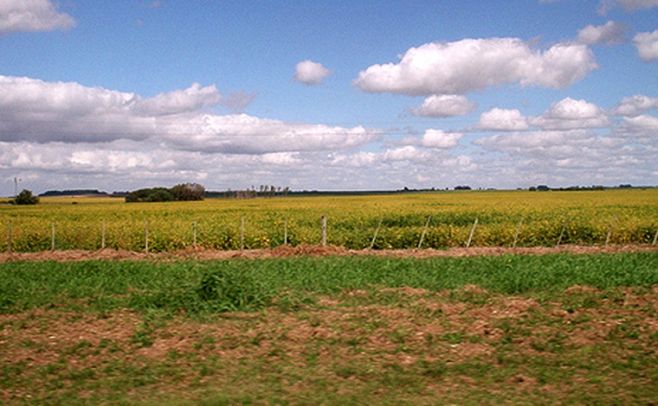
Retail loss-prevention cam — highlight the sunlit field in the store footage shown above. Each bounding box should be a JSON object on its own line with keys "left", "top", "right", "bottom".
{"left": 1, "top": 189, "right": 657, "bottom": 252}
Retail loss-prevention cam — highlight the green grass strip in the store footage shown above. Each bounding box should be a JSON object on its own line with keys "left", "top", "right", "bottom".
{"left": 1, "top": 253, "right": 657, "bottom": 314}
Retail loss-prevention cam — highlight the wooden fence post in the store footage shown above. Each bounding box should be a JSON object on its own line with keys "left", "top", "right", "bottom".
{"left": 284, "top": 219, "right": 288, "bottom": 245}
{"left": 512, "top": 219, "right": 523, "bottom": 248}
{"left": 240, "top": 216, "right": 245, "bottom": 250}
{"left": 556, "top": 222, "right": 566, "bottom": 247}
{"left": 418, "top": 216, "right": 432, "bottom": 249}
{"left": 101, "top": 220, "right": 106, "bottom": 250}
{"left": 605, "top": 226, "right": 612, "bottom": 247}
{"left": 466, "top": 218, "right": 478, "bottom": 248}
{"left": 321, "top": 215, "right": 327, "bottom": 247}
{"left": 7, "top": 221, "right": 12, "bottom": 253}
{"left": 144, "top": 221, "right": 149, "bottom": 253}
{"left": 192, "top": 221, "right": 197, "bottom": 248}
{"left": 652, "top": 229, "right": 658, "bottom": 246}
{"left": 370, "top": 219, "right": 383, "bottom": 250}
{"left": 51, "top": 223, "right": 56, "bottom": 251}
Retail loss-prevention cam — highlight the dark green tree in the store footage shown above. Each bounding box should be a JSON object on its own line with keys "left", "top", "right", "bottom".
{"left": 13, "top": 189, "right": 39, "bottom": 205}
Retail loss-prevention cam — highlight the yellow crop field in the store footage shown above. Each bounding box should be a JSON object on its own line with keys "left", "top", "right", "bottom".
{"left": 1, "top": 189, "right": 657, "bottom": 252}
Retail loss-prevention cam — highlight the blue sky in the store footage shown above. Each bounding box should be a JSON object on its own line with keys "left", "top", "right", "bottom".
{"left": 0, "top": 0, "right": 657, "bottom": 194}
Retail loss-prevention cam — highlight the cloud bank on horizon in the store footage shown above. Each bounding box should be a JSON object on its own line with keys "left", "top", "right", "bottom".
{"left": 0, "top": 0, "right": 656, "bottom": 194}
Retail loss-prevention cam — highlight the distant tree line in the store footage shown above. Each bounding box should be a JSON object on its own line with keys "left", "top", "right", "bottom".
{"left": 125, "top": 183, "right": 205, "bottom": 203}
{"left": 40, "top": 189, "right": 108, "bottom": 197}
{"left": 206, "top": 185, "right": 291, "bottom": 199}
{"left": 528, "top": 185, "right": 636, "bottom": 192}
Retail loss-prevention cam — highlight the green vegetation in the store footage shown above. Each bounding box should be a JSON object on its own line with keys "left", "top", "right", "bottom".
{"left": 1, "top": 253, "right": 657, "bottom": 314}
{"left": 125, "top": 183, "right": 205, "bottom": 203}
{"left": 12, "top": 189, "right": 39, "bottom": 205}
{"left": 0, "top": 189, "right": 657, "bottom": 251}
{"left": 1, "top": 253, "right": 657, "bottom": 404}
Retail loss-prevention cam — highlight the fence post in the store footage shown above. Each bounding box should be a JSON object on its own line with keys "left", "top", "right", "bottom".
{"left": 512, "top": 219, "right": 523, "bottom": 248}
{"left": 192, "top": 221, "right": 197, "bottom": 248}
{"left": 144, "top": 221, "right": 149, "bottom": 253}
{"left": 101, "top": 220, "right": 106, "bottom": 250}
{"left": 284, "top": 219, "right": 288, "bottom": 245}
{"left": 7, "top": 221, "right": 12, "bottom": 253}
{"left": 605, "top": 226, "right": 612, "bottom": 247}
{"left": 240, "top": 216, "right": 245, "bottom": 250}
{"left": 556, "top": 222, "right": 566, "bottom": 247}
{"left": 466, "top": 218, "right": 478, "bottom": 248}
{"left": 321, "top": 215, "right": 327, "bottom": 246}
{"left": 370, "top": 219, "right": 383, "bottom": 250}
{"left": 418, "top": 216, "right": 432, "bottom": 249}
{"left": 652, "top": 229, "right": 658, "bottom": 246}
{"left": 51, "top": 223, "right": 56, "bottom": 251}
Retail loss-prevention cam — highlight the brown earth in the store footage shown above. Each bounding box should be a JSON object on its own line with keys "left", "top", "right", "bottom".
{"left": 2, "top": 286, "right": 657, "bottom": 403}
{"left": 0, "top": 243, "right": 656, "bottom": 263}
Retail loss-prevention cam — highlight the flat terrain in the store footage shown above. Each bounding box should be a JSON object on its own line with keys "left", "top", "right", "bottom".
{"left": 1, "top": 189, "right": 657, "bottom": 251}
{"left": 1, "top": 253, "right": 657, "bottom": 404}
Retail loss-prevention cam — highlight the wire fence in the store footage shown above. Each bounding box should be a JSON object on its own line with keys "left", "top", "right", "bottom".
{"left": 3, "top": 215, "right": 658, "bottom": 253}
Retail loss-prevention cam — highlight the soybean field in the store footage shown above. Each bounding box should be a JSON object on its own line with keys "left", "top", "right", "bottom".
{"left": 1, "top": 189, "right": 657, "bottom": 252}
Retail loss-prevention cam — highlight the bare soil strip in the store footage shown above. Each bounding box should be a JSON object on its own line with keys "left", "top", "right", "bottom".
{"left": 0, "top": 244, "right": 656, "bottom": 263}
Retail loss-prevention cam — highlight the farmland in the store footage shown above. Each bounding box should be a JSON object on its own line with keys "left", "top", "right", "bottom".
{"left": 1, "top": 188, "right": 657, "bottom": 252}
{"left": 1, "top": 190, "right": 657, "bottom": 403}
{"left": 1, "top": 253, "right": 658, "bottom": 404}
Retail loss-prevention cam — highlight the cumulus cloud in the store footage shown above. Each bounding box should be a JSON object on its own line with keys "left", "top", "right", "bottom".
{"left": 634, "top": 30, "right": 658, "bottom": 61}
{"left": 0, "top": 0, "right": 75, "bottom": 34}
{"left": 478, "top": 108, "right": 529, "bottom": 131}
{"left": 134, "top": 83, "right": 220, "bottom": 116}
{"left": 354, "top": 38, "right": 597, "bottom": 95}
{"left": 475, "top": 126, "right": 655, "bottom": 187}
{"left": 0, "top": 75, "right": 377, "bottom": 153}
{"left": 621, "top": 114, "right": 658, "bottom": 133}
{"left": 476, "top": 130, "right": 599, "bottom": 152}
{"left": 411, "top": 95, "right": 476, "bottom": 117}
{"left": 577, "top": 21, "right": 625, "bottom": 45}
{"left": 162, "top": 113, "right": 377, "bottom": 154}
{"left": 613, "top": 95, "right": 658, "bottom": 116}
{"left": 294, "top": 60, "right": 331, "bottom": 85}
{"left": 598, "top": 0, "right": 658, "bottom": 14}
{"left": 420, "top": 129, "right": 463, "bottom": 149}
{"left": 531, "top": 97, "right": 609, "bottom": 129}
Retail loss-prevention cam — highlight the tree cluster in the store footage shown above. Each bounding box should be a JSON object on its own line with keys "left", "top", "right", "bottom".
{"left": 125, "top": 183, "right": 205, "bottom": 203}
{"left": 12, "top": 189, "right": 39, "bottom": 205}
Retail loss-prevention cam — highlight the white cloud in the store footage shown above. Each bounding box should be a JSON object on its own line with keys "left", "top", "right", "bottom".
{"left": 599, "top": 0, "right": 658, "bottom": 13}
{"left": 354, "top": 38, "right": 597, "bottom": 95}
{"left": 0, "top": 0, "right": 75, "bottom": 34}
{"left": 0, "top": 75, "right": 377, "bottom": 153}
{"left": 634, "top": 30, "right": 658, "bottom": 61}
{"left": 577, "top": 21, "right": 625, "bottom": 45}
{"left": 478, "top": 108, "right": 529, "bottom": 131}
{"left": 294, "top": 60, "right": 331, "bottom": 85}
{"left": 420, "top": 129, "right": 463, "bottom": 149}
{"left": 164, "top": 113, "right": 377, "bottom": 154}
{"left": 531, "top": 97, "right": 609, "bottom": 129}
{"left": 622, "top": 114, "right": 658, "bottom": 132}
{"left": 475, "top": 127, "right": 655, "bottom": 187}
{"left": 613, "top": 95, "right": 658, "bottom": 116}
{"left": 383, "top": 146, "right": 430, "bottom": 162}
{"left": 134, "top": 83, "right": 220, "bottom": 116}
{"left": 411, "top": 95, "right": 476, "bottom": 117}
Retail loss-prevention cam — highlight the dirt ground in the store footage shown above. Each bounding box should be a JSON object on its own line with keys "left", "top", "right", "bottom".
{"left": 2, "top": 285, "right": 657, "bottom": 403}
{"left": 0, "top": 243, "right": 656, "bottom": 263}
